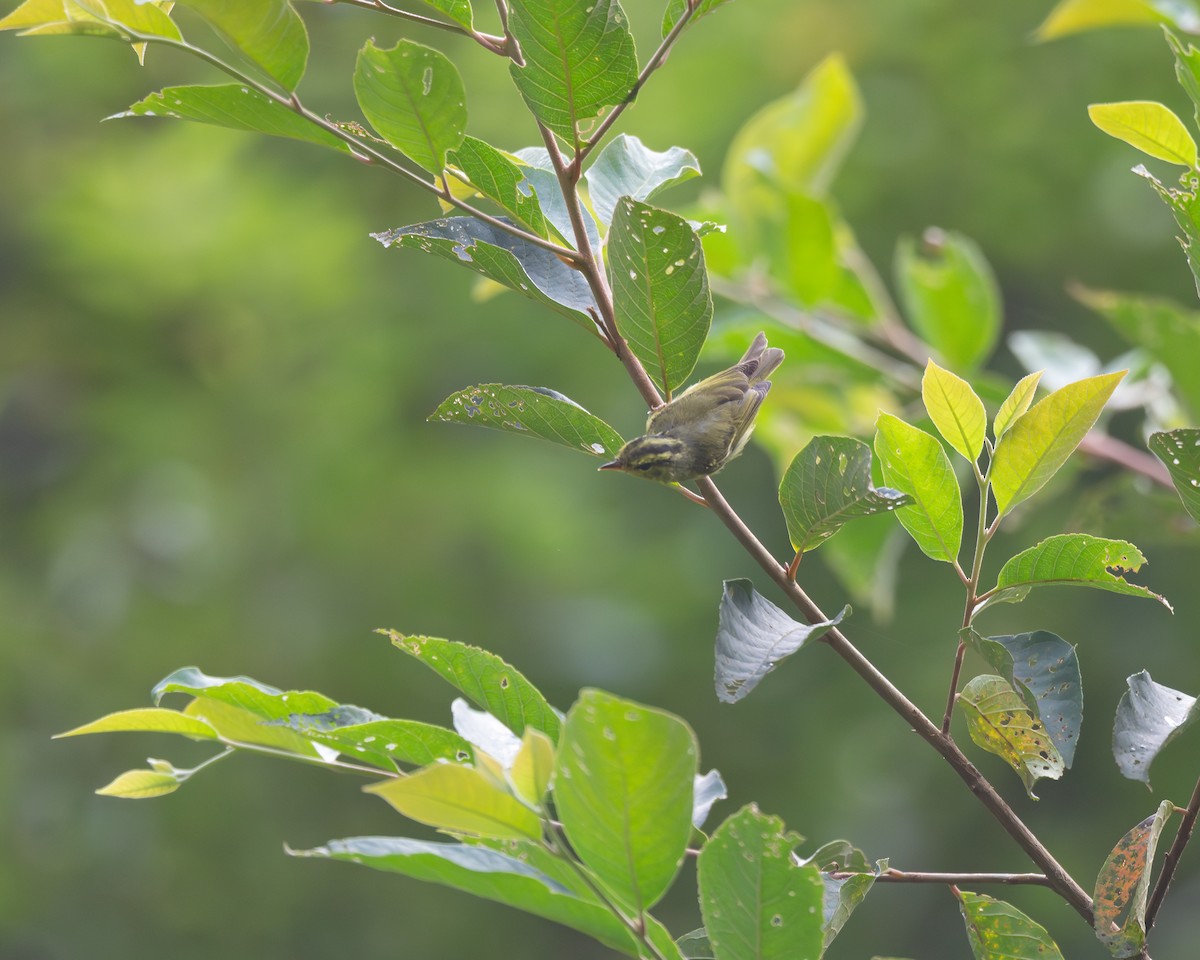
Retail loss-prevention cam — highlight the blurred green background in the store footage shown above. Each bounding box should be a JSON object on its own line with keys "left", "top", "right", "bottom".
{"left": 2, "top": 1, "right": 1199, "bottom": 957}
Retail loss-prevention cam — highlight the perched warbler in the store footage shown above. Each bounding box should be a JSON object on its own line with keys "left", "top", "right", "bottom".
{"left": 600, "top": 332, "right": 784, "bottom": 484}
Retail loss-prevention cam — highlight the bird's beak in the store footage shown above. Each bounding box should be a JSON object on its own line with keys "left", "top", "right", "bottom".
{"left": 598, "top": 460, "right": 621, "bottom": 471}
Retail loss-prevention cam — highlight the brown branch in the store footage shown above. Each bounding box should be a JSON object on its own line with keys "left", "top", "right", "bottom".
{"left": 1146, "top": 775, "right": 1200, "bottom": 931}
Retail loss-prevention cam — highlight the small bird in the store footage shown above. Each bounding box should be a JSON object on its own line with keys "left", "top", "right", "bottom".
{"left": 600, "top": 332, "right": 784, "bottom": 484}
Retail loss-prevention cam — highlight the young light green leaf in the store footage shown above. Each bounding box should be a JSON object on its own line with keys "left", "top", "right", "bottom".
{"left": 1093, "top": 801, "right": 1176, "bottom": 957}
{"left": 1113, "top": 671, "right": 1199, "bottom": 786}
{"left": 993, "top": 371, "right": 1043, "bottom": 440}
{"left": 990, "top": 371, "right": 1125, "bottom": 515}
{"left": 508, "top": 727, "right": 555, "bottom": 807}
{"left": 715, "top": 579, "right": 848, "bottom": 704}
{"left": 385, "top": 633, "right": 561, "bottom": 740}
{"left": 957, "top": 675, "right": 1064, "bottom": 799}
{"left": 895, "top": 230, "right": 1000, "bottom": 371}
{"left": 372, "top": 217, "right": 599, "bottom": 333}
{"left": 554, "top": 689, "right": 697, "bottom": 915}
{"left": 922, "top": 359, "right": 987, "bottom": 461}
{"left": 983, "top": 534, "right": 1169, "bottom": 611}
{"left": 874, "top": 413, "right": 963, "bottom": 564}
{"left": 1168, "top": 29, "right": 1200, "bottom": 129}
{"left": 448, "top": 137, "right": 551, "bottom": 238}
{"left": 607, "top": 197, "right": 712, "bottom": 395}
{"left": 54, "top": 707, "right": 217, "bottom": 741}
{"left": 1077, "top": 287, "right": 1200, "bottom": 418}
{"left": 1034, "top": 0, "right": 1198, "bottom": 41}
{"left": 779, "top": 435, "right": 911, "bottom": 555}
{"left": 584, "top": 135, "right": 701, "bottom": 227}
{"left": 96, "top": 768, "right": 182, "bottom": 799}
{"left": 183, "top": 696, "right": 322, "bottom": 756}
{"left": 354, "top": 39, "right": 466, "bottom": 174}
{"left": 724, "top": 53, "right": 862, "bottom": 204}
{"left": 506, "top": 0, "right": 638, "bottom": 145}
{"left": 66, "top": 0, "right": 180, "bottom": 41}
{"left": 962, "top": 629, "right": 1082, "bottom": 768}
{"left": 698, "top": 805, "right": 826, "bottom": 960}
{"left": 292, "top": 836, "right": 682, "bottom": 959}
{"left": 428, "top": 384, "right": 624, "bottom": 459}
{"left": 1149, "top": 428, "right": 1200, "bottom": 521}
{"left": 113, "top": 85, "right": 352, "bottom": 153}
{"left": 661, "top": 0, "right": 736, "bottom": 36}
{"left": 152, "top": 666, "right": 338, "bottom": 715}
{"left": 957, "top": 890, "right": 1065, "bottom": 960}
{"left": 365, "top": 763, "right": 542, "bottom": 840}
{"left": 1089, "top": 100, "right": 1198, "bottom": 167}
{"left": 175, "top": 0, "right": 309, "bottom": 92}
{"left": 1132, "top": 164, "right": 1200, "bottom": 298}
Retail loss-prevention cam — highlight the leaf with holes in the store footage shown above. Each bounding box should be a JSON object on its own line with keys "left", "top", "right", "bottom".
{"left": 506, "top": 0, "right": 637, "bottom": 145}
{"left": 584, "top": 134, "right": 701, "bottom": 227}
{"left": 715, "top": 579, "right": 848, "bottom": 704}
{"left": 962, "top": 629, "right": 1082, "bottom": 768}
{"left": 1113, "top": 671, "right": 1199, "bottom": 786}
{"left": 957, "top": 675, "right": 1064, "bottom": 799}
{"left": 354, "top": 39, "right": 466, "bottom": 174}
{"left": 554, "top": 689, "right": 696, "bottom": 916}
{"left": 698, "top": 805, "right": 826, "bottom": 960}
{"left": 607, "top": 197, "right": 711, "bottom": 396}
{"left": 779, "top": 435, "right": 911, "bottom": 555}
{"left": 922, "top": 360, "right": 986, "bottom": 460}
{"left": 373, "top": 217, "right": 599, "bottom": 332}
{"left": 286, "top": 713, "right": 475, "bottom": 770}
{"left": 874, "top": 413, "right": 963, "bottom": 564}
{"left": 385, "top": 633, "right": 561, "bottom": 740}
{"left": 957, "top": 890, "right": 1065, "bottom": 960}
{"left": 428, "top": 384, "right": 623, "bottom": 459}
{"left": 1149, "top": 428, "right": 1200, "bottom": 522}
{"left": 990, "top": 371, "right": 1125, "bottom": 515}
{"left": 981, "top": 534, "right": 1169, "bottom": 612}
{"left": 1093, "top": 800, "right": 1175, "bottom": 957}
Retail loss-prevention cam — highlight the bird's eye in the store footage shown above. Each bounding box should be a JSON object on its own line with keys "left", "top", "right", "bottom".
{"left": 633, "top": 460, "right": 653, "bottom": 471}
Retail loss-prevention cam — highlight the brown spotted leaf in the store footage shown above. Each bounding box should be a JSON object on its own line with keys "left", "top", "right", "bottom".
{"left": 1093, "top": 800, "right": 1175, "bottom": 957}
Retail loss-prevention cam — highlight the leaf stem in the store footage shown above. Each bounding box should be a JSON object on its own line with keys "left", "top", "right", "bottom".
{"left": 829, "top": 868, "right": 1054, "bottom": 886}
{"left": 331, "top": 0, "right": 510, "bottom": 53}
{"left": 577, "top": 1, "right": 697, "bottom": 165}
{"left": 1145, "top": 771, "right": 1200, "bottom": 931}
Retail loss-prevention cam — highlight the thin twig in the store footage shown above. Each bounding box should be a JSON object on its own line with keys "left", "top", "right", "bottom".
{"left": 576, "top": 1, "right": 697, "bottom": 164}
{"left": 1145, "top": 775, "right": 1200, "bottom": 930}
{"left": 829, "top": 868, "right": 1054, "bottom": 887}
{"left": 330, "top": 0, "right": 510, "bottom": 53}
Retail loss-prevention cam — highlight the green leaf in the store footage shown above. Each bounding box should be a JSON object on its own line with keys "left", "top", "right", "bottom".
{"left": 1168, "top": 29, "right": 1200, "bottom": 129}
{"left": 895, "top": 231, "right": 1000, "bottom": 370}
{"left": 511, "top": 147, "right": 602, "bottom": 253}
{"left": 1132, "top": 164, "right": 1200, "bottom": 298}
{"left": 779, "top": 436, "right": 910, "bottom": 555}
{"left": 983, "top": 534, "right": 1169, "bottom": 610}
{"left": 992, "top": 371, "right": 1043, "bottom": 440}
{"left": 698, "top": 805, "right": 826, "bottom": 960}
{"left": 65, "top": 0, "right": 180, "bottom": 39}
{"left": 1034, "top": 0, "right": 1199, "bottom": 40}
{"left": 957, "top": 890, "right": 1065, "bottom": 960}
{"left": 584, "top": 134, "right": 701, "bottom": 227}
{"left": 96, "top": 768, "right": 182, "bottom": 799}
{"left": 803, "top": 841, "right": 881, "bottom": 950}
{"left": 990, "top": 371, "right": 1125, "bottom": 515}
{"left": 765, "top": 193, "right": 840, "bottom": 306}
{"left": 957, "top": 675, "right": 1064, "bottom": 799}
{"left": 554, "top": 689, "right": 697, "bottom": 915}
{"left": 1093, "top": 801, "right": 1175, "bottom": 957}
{"left": 175, "top": 0, "right": 309, "bottom": 92}
{"left": 183, "top": 696, "right": 321, "bottom": 755}
{"left": 112, "top": 85, "right": 352, "bottom": 153}
{"left": 365, "top": 763, "right": 543, "bottom": 840}
{"left": 415, "top": 0, "right": 472, "bottom": 29}
{"left": 921, "top": 360, "right": 987, "bottom": 461}
{"left": 354, "top": 39, "right": 466, "bottom": 174}
{"left": 873, "top": 413, "right": 963, "bottom": 564}
{"left": 448, "top": 137, "right": 551, "bottom": 238}
{"left": 54, "top": 707, "right": 217, "bottom": 740}
{"left": 715, "top": 579, "right": 848, "bottom": 704}
{"left": 286, "top": 714, "right": 475, "bottom": 770}
{"left": 661, "top": 0, "right": 736, "bottom": 35}
{"left": 1113, "top": 671, "right": 1199, "bottom": 786}
{"left": 677, "top": 929, "right": 715, "bottom": 959}
{"left": 428, "top": 384, "right": 624, "bottom": 459}
{"left": 386, "top": 633, "right": 561, "bottom": 740}
{"left": 962, "top": 629, "right": 1083, "bottom": 768}
{"left": 372, "top": 217, "right": 599, "bottom": 333}
{"left": 1149, "top": 428, "right": 1200, "bottom": 521}
{"left": 507, "top": 0, "right": 638, "bottom": 145}
{"left": 607, "top": 197, "right": 712, "bottom": 395}
{"left": 509, "top": 727, "right": 555, "bottom": 806}
{"left": 293, "top": 836, "right": 683, "bottom": 959}
{"left": 1089, "top": 100, "right": 1198, "bottom": 166}
{"left": 1077, "top": 287, "right": 1200, "bottom": 418}
{"left": 724, "top": 53, "right": 862, "bottom": 204}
